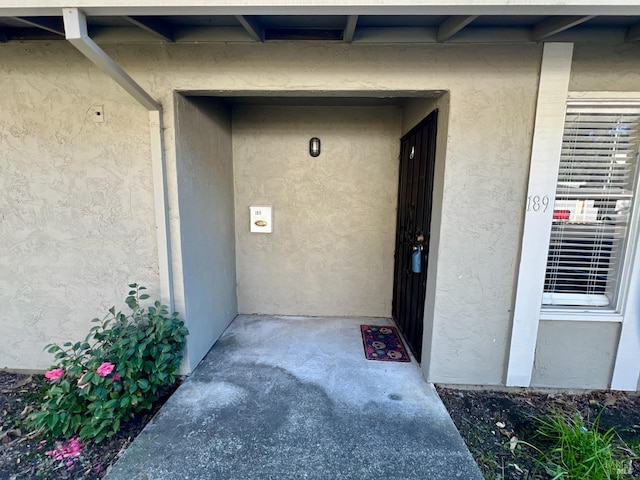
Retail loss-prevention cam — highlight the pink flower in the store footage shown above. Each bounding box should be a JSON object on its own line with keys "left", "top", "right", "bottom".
{"left": 96, "top": 362, "right": 115, "bottom": 377}
{"left": 45, "top": 438, "right": 83, "bottom": 462}
{"left": 44, "top": 368, "right": 64, "bottom": 380}
{"left": 65, "top": 438, "right": 83, "bottom": 457}
{"left": 112, "top": 373, "right": 121, "bottom": 381}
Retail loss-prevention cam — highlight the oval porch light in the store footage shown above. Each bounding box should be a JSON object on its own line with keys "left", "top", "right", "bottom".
{"left": 309, "top": 137, "right": 321, "bottom": 157}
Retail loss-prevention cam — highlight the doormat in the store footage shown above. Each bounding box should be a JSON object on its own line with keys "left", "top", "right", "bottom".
{"left": 360, "top": 325, "right": 411, "bottom": 362}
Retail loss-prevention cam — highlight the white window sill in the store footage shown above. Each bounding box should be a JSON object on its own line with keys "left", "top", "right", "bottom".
{"left": 542, "top": 292, "right": 611, "bottom": 307}
{"left": 539, "top": 309, "right": 623, "bottom": 323}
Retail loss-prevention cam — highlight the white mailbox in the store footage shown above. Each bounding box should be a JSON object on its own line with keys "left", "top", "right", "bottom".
{"left": 250, "top": 205, "right": 273, "bottom": 233}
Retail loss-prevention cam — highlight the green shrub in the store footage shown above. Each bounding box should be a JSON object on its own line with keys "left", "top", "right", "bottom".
{"left": 536, "top": 410, "right": 628, "bottom": 480}
{"left": 28, "top": 284, "right": 188, "bottom": 443}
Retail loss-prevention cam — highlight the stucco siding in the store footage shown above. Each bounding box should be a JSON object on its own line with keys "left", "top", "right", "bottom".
{"left": 4, "top": 39, "right": 636, "bottom": 388}
{"left": 115, "top": 42, "right": 539, "bottom": 385}
{"left": 1, "top": 41, "right": 543, "bottom": 382}
{"left": 174, "top": 95, "right": 238, "bottom": 370}
{"left": 401, "top": 97, "right": 443, "bottom": 137}
{"left": 531, "top": 321, "right": 620, "bottom": 389}
{"left": 426, "top": 48, "right": 541, "bottom": 385}
{"left": 233, "top": 106, "right": 401, "bottom": 317}
{"left": 570, "top": 44, "right": 640, "bottom": 92}
{"left": 0, "top": 44, "right": 157, "bottom": 370}
{"left": 99, "top": 40, "right": 542, "bottom": 382}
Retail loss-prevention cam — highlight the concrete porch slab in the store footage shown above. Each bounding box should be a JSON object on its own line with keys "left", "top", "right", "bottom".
{"left": 106, "top": 315, "right": 482, "bottom": 480}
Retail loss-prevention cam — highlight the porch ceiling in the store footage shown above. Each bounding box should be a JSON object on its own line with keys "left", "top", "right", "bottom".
{"left": 0, "top": 6, "right": 639, "bottom": 44}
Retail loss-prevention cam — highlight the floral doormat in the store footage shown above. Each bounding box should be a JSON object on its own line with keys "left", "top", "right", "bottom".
{"left": 360, "top": 325, "right": 411, "bottom": 362}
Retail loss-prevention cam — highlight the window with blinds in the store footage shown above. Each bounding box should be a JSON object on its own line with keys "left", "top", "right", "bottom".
{"left": 543, "top": 104, "right": 640, "bottom": 308}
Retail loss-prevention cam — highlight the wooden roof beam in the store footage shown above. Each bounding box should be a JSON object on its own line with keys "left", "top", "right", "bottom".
{"left": 437, "top": 15, "right": 477, "bottom": 42}
{"left": 63, "top": 8, "right": 160, "bottom": 111}
{"left": 12, "top": 16, "right": 64, "bottom": 36}
{"left": 343, "top": 15, "right": 358, "bottom": 43}
{"left": 626, "top": 22, "right": 640, "bottom": 42}
{"left": 532, "top": 15, "right": 595, "bottom": 41}
{"left": 235, "top": 15, "right": 263, "bottom": 42}
{"left": 123, "top": 16, "right": 174, "bottom": 42}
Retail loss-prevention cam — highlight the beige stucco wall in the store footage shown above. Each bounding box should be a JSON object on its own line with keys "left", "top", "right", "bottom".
{"left": 570, "top": 43, "right": 640, "bottom": 92}
{"left": 1, "top": 41, "right": 543, "bottom": 382}
{"left": 0, "top": 44, "right": 158, "bottom": 371}
{"left": 233, "top": 106, "right": 401, "bottom": 317}
{"left": 113, "top": 42, "right": 542, "bottom": 384}
{"left": 423, "top": 50, "right": 540, "bottom": 385}
{"left": 174, "top": 95, "right": 238, "bottom": 371}
{"left": 532, "top": 321, "right": 621, "bottom": 389}
{"left": 5, "top": 39, "right": 636, "bottom": 388}
{"left": 401, "top": 96, "right": 444, "bottom": 137}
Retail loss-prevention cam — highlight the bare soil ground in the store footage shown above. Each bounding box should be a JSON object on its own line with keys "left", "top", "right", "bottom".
{"left": 0, "top": 371, "right": 179, "bottom": 480}
{"left": 436, "top": 386, "right": 640, "bottom": 479}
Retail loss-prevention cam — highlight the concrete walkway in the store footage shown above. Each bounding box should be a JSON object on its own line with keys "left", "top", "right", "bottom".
{"left": 106, "top": 315, "right": 482, "bottom": 480}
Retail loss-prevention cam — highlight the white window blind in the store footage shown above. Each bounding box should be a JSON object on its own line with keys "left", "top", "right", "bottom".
{"left": 543, "top": 104, "right": 640, "bottom": 308}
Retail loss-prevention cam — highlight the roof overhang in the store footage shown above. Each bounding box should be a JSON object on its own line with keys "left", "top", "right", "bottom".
{"left": 0, "top": 1, "right": 639, "bottom": 44}
{"left": 2, "top": 1, "right": 640, "bottom": 16}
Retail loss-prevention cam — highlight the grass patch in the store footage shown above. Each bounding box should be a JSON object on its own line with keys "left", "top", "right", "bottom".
{"left": 533, "top": 410, "right": 630, "bottom": 479}
{"left": 436, "top": 388, "right": 640, "bottom": 479}
{"left": 627, "top": 439, "right": 640, "bottom": 458}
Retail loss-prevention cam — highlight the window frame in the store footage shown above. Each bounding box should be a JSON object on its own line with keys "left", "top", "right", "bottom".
{"left": 541, "top": 98, "right": 640, "bottom": 317}
{"left": 506, "top": 61, "right": 640, "bottom": 389}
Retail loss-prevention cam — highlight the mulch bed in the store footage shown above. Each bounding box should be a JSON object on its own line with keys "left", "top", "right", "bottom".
{"left": 436, "top": 386, "right": 640, "bottom": 479}
{"left": 0, "top": 371, "right": 179, "bottom": 480}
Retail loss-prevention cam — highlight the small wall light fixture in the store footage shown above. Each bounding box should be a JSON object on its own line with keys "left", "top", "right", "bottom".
{"left": 309, "top": 137, "right": 321, "bottom": 157}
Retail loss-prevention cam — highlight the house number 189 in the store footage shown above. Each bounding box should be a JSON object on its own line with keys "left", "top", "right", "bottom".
{"left": 527, "top": 195, "right": 550, "bottom": 212}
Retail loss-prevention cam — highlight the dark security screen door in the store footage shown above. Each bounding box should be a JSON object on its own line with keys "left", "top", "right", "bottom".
{"left": 392, "top": 110, "right": 438, "bottom": 363}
